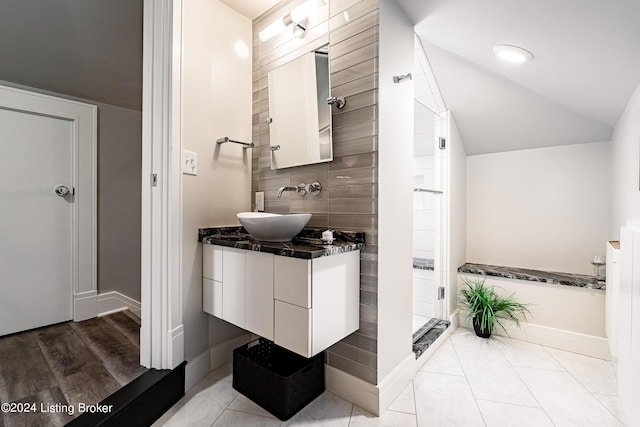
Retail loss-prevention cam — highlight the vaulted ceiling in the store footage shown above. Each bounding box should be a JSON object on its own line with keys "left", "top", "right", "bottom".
{"left": 398, "top": 0, "right": 640, "bottom": 154}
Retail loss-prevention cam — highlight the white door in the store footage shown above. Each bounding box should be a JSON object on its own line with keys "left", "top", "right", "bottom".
{"left": 0, "top": 107, "right": 73, "bottom": 335}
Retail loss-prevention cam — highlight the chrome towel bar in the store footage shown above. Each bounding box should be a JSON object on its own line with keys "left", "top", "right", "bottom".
{"left": 414, "top": 188, "right": 443, "bottom": 194}
{"left": 216, "top": 136, "right": 254, "bottom": 149}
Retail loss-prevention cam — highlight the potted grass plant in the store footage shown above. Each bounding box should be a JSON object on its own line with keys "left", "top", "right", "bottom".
{"left": 458, "top": 278, "right": 531, "bottom": 338}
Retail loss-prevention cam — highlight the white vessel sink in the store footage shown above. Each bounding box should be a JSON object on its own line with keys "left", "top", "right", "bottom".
{"left": 237, "top": 212, "right": 311, "bottom": 242}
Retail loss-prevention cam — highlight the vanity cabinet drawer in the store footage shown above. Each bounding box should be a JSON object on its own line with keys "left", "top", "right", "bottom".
{"left": 274, "top": 250, "right": 360, "bottom": 357}
{"left": 203, "top": 244, "right": 223, "bottom": 281}
{"left": 246, "top": 251, "right": 274, "bottom": 340}
{"left": 203, "top": 278, "right": 222, "bottom": 317}
{"left": 274, "top": 256, "right": 311, "bottom": 308}
{"left": 274, "top": 300, "right": 311, "bottom": 357}
{"left": 222, "top": 247, "right": 246, "bottom": 328}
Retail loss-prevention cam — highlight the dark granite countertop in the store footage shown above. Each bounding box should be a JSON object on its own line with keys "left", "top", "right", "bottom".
{"left": 413, "top": 257, "right": 434, "bottom": 271}
{"left": 198, "top": 226, "right": 365, "bottom": 260}
{"left": 458, "top": 263, "right": 605, "bottom": 290}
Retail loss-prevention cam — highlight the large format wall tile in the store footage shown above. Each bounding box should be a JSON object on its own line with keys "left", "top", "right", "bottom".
{"left": 252, "top": 0, "right": 380, "bottom": 384}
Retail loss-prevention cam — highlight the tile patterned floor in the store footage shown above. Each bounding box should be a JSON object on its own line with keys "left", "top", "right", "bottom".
{"left": 153, "top": 328, "right": 626, "bottom": 426}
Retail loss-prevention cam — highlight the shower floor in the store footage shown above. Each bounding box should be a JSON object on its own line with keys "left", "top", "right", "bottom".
{"left": 412, "top": 317, "right": 450, "bottom": 358}
{"left": 0, "top": 311, "right": 147, "bottom": 426}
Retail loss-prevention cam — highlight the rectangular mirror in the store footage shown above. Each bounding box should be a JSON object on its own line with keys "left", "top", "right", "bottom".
{"left": 268, "top": 45, "right": 332, "bottom": 169}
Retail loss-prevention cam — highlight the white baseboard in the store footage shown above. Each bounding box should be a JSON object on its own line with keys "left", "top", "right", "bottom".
{"left": 185, "top": 348, "right": 211, "bottom": 391}
{"left": 97, "top": 291, "right": 141, "bottom": 316}
{"left": 326, "top": 365, "right": 380, "bottom": 415}
{"left": 169, "top": 324, "right": 185, "bottom": 370}
{"left": 328, "top": 313, "right": 458, "bottom": 415}
{"left": 74, "top": 290, "right": 97, "bottom": 321}
{"left": 378, "top": 353, "right": 417, "bottom": 414}
{"left": 457, "top": 312, "right": 611, "bottom": 360}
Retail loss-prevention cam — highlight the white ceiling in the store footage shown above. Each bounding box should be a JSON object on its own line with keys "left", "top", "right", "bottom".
{"left": 398, "top": 0, "right": 640, "bottom": 155}
{"left": 220, "top": 0, "right": 281, "bottom": 20}
{"left": 0, "top": 0, "right": 142, "bottom": 110}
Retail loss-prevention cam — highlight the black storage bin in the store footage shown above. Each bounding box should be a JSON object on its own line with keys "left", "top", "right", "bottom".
{"left": 232, "top": 338, "right": 324, "bottom": 421}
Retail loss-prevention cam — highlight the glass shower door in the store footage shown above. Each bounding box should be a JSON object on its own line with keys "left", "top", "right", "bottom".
{"left": 412, "top": 102, "right": 448, "bottom": 344}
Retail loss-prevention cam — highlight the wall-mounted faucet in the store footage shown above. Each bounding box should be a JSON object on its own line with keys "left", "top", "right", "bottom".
{"left": 277, "top": 182, "right": 322, "bottom": 198}
{"left": 277, "top": 184, "right": 306, "bottom": 198}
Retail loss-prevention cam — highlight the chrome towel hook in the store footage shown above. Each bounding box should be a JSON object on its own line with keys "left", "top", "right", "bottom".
{"left": 327, "top": 96, "right": 346, "bottom": 109}
{"left": 393, "top": 73, "right": 412, "bottom": 83}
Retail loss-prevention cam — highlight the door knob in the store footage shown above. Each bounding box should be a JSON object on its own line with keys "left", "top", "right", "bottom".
{"left": 54, "top": 185, "right": 72, "bottom": 197}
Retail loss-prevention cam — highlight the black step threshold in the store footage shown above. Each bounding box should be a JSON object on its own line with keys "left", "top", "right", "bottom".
{"left": 66, "top": 361, "right": 185, "bottom": 427}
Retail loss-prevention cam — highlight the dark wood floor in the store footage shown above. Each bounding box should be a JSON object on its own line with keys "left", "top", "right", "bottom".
{"left": 0, "top": 311, "right": 147, "bottom": 427}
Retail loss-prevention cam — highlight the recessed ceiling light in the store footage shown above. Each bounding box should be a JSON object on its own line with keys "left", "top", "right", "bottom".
{"left": 493, "top": 44, "right": 534, "bottom": 64}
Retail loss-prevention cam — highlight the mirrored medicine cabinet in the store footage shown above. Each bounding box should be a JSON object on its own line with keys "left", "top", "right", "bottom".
{"left": 267, "top": 44, "right": 333, "bottom": 170}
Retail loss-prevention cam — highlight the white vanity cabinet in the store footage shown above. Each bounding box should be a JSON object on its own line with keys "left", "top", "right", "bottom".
{"left": 202, "top": 244, "right": 360, "bottom": 357}
{"left": 202, "top": 245, "right": 223, "bottom": 318}
{"left": 202, "top": 245, "right": 274, "bottom": 340}
{"left": 274, "top": 251, "right": 360, "bottom": 358}
{"left": 245, "top": 251, "right": 274, "bottom": 340}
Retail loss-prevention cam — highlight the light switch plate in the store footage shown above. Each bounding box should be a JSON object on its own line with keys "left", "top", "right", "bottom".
{"left": 182, "top": 150, "right": 197, "bottom": 175}
{"left": 255, "top": 192, "right": 265, "bottom": 212}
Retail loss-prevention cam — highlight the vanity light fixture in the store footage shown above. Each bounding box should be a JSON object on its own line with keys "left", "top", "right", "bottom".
{"left": 493, "top": 44, "right": 534, "bottom": 64}
{"left": 258, "top": 0, "right": 328, "bottom": 42}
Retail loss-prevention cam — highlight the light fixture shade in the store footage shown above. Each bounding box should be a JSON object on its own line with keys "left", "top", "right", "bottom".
{"left": 290, "top": 0, "right": 324, "bottom": 23}
{"left": 493, "top": 44, "right": 534, "bottom": 63}
{"left": 259, "top": 17, "right": 287, "bottom": 42}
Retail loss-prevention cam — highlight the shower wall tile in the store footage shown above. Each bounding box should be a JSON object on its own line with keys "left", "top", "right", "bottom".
{"left": 253, "top": 0, "right": 379, "bottom": 385}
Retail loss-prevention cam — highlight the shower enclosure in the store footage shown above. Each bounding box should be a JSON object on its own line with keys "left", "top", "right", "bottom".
{"left": 411, "top": 35, "right": 450, "bottom": 355}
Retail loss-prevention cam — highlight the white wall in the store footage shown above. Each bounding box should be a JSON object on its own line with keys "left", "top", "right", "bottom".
{"left": 181, "top": 0, "right": 252, "bottom": 363}
{"left": 610, "top": 83, "right": 640, "bottom": 238}
{"left": 448, "top": 113, "right": 467, "bottom": 314}
{"left": 378, "top": 0, "right": 414, "bottom": 382}
{"left": 467, "top": 142, "right": 610, "bottom": 275}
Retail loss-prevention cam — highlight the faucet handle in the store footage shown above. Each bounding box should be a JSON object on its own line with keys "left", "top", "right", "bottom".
{"left": 296, "top": 183, "right": 307, "bottom": 196}
{"left": 306, "top": 182, "right": 322, "bottom": 196}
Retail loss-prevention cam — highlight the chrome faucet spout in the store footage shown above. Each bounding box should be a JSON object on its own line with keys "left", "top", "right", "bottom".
{"left": 277, "top": 184, "right": 308, "bottom": 198}
{"left": 277, "top": 186, "right": 298, "bottom": 198}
